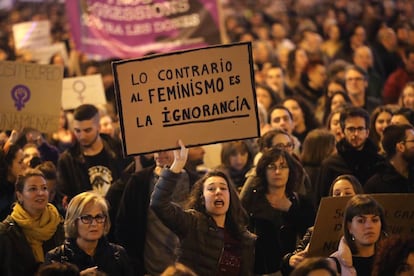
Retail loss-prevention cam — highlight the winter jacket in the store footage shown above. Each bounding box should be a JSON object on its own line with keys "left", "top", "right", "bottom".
{"left": 240, "top": 185, "right": 315, "bottom": 275}
{"left": 364, "top": 162, "right": 414, "bottom": 193}
{"left": 151, "top": 169, "right": 256, "bottom": 276}
{"left": 0, "top": 216, "right": 64, "bottom": 276}
{"left": 45, "top": 238, "right": 133, "bottom": 276}
{"left": 316, "top": 138, "right": 385, "bottom": 203}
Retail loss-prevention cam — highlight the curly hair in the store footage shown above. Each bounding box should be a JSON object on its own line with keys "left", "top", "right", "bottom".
{"left": 185, "top": 170, "right": 248, "bottom": 240}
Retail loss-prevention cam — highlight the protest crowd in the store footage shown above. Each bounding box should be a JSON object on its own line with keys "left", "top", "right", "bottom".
{"left": 1, "top": 0, "right": 414, "bottom": 275}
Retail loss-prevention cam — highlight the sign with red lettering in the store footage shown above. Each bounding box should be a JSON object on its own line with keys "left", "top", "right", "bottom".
{"left": 0, "top": 61, "right": 63, "bottom": 133}
{"left": 112, "top": 42, "right": 259, "bottom": 156}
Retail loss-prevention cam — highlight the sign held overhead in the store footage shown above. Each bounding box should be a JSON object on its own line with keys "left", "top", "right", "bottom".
{"left": 112, "top": 42, "right": 259, "bottom": 156}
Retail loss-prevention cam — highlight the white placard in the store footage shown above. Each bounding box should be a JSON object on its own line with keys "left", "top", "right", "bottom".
{"left": 13, "top": 20, "right": 51, "bottom": 50}
{"left": 61, "top": 74, "right": 107, "bottom": 110}
{"left": 28, "top": 42, "right": 69, "bottom": 65}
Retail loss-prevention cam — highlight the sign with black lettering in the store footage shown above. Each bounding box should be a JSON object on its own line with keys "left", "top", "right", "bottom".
{"left": 0, "top": 60, "right": 63, "bottom": 133}
{"left": 112, "top": 42, "right": 259, "bottom": 156}
{"left": 308, "top": 194, "right": 414, "bottom": 257}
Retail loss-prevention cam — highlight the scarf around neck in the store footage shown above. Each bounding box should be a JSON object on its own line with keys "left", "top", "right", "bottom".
{"left": 10, "top": 203, "right": 62, "bottom": 262}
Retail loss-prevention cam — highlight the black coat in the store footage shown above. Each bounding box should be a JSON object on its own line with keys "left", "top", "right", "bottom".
{"left": 115, "top": 166, "right": 155, "bottom": 275}
{"left": 316, "top": 138, "right": 385, "bottom": 202}
{"left": 45, "top": 238, "right": 133, "bottom": 276}
{"left": 240, "top": 186, "right": 315, "bottom": 275}
{"left": 151, "top": 169, "right": 256, "bottom": 276}
{"left": 364, "top": 162, "right": 414, "bottom": 193}
{"left": 0, "top": 216, "right": 64, "bottom": 276}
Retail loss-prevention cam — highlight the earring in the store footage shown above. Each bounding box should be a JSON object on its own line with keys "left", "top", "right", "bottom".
{"left": 351, "top": 235, "right": 355, "bottom": 241}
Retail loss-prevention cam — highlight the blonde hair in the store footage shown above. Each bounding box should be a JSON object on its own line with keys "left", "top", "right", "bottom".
{"left": 64, "top": 191, "right": 110, "bottom": 238}
{"left": 161, "top": 263, "right": 197, "bottom": 276}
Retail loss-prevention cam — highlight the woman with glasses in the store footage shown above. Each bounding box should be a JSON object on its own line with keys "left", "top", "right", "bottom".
{"left": 240, "top": 148, "right": 316, "bottom": 275}
{"left": 0, "top": 168, "right": 64, "bottom": 276}
{"left": 244, "top": 129, "right": 310, "bottom": 197}
{"left": 45, "top": 191, "right": 132, "bottom": 276}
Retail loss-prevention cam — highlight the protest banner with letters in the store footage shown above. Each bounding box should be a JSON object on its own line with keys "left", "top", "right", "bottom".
{"left": 112, "top": 42, "right": 259, "bottom": 156}
{"left": 308, "top": 194, "right": 414, "bottom": 257}
{"left": 66, "top": 0, "right": 222, "bottom": 59}
{"left": 0, "top": 60, "right": 63, "bottom": 133}
{"left": 61, "top": 74, "right": 107, "bottom": 110}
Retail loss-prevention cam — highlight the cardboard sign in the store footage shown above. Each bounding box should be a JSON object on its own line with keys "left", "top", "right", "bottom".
{"left": 61, "top": 74, "right": 107, "bottom": 110}
{"left": 112, "top": 42, "right": 259, "bottom": 156}
{"left": 308, "top": 194, "right": 414, "bottom": 257}
{"left": 0, "top": 60, "right": 63, "bottom": 133}
{"left": 12, "top": 20, "right": 51, "bottom": 50}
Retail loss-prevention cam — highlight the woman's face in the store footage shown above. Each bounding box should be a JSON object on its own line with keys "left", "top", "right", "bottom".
{"left": 77, "top": 202, "right": 106, "bottom": 243}
{"left": 256, "top": 87, "right": 273, "bottom": 111}
{"left": 16, "top": 175, "right": 49, "bottom": 218}
{"left": 295, "top": 49, "right": 308, "bottom": 71}
{"left": 347, "top": 214, "right": 381, "bottom": 249}
{"left": 203, "top": 176, "right": 230, "bottom": 218}
{"left": 271, "top": 134, "right": 294, "bottom": 154}
{"left": 331, "top": 94, "right": 347, "bottom": 112}
{"left": 283, "top": 99, "right": 304, "bottom": 127}
{"left": 266, "top": 157, "right": 290, "bottom": 189}
{"left": 402, "top": 86, "right": 414, "bottom": 109}
{"left": 332, "top": 179, "right": 356, "bottom": 197}
{"left": 329, "top": 112, "right": 344, "bottom": 142}
{"left": 351, "top": 26, "right": 366, "bottom": 47}
{"left": 327, "top": 82, "right": 345, "bottom": 97}
{"left": 375, "top": 111, "right": 392, "bottom": 137}
{"left": 229, "top": 151, "right": 249, "bottom": 171}
{"left": 8, "top": 149, "right": 27, "bottom": 182}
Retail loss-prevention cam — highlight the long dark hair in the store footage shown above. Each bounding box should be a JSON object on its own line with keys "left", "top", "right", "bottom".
{"left": 185, "top": 170, "right": 248, "bottom": 240}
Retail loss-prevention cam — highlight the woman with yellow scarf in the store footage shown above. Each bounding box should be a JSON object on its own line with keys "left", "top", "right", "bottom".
{"left": 0, "top": 168, "right": 64, "bottom": 275}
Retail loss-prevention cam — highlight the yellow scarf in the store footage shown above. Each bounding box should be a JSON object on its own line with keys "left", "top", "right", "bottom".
{"left": 10, "top": 203, "right": 62, "bottom": 262}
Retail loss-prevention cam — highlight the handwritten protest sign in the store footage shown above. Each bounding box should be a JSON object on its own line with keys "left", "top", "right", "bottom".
{"left": 12, "top": 20, "right": 51, "bottom": 50}
{"left": 61, "top": 74, "right": 107, "bottom": 110}
{"left": 112, "top": 42, "right": 259, "bottom": 156}
{"left": 0, "top": 60, "right": 63, "bottom": 133}
{"left": 308, "top": 194, "right": 414, "bottom": 257}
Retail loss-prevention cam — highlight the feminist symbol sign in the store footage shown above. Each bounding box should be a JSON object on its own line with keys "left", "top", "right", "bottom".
{"left": 72, "top": 80, "right": 86, "bottom": 103}
{"left": 11, "top": 84, "right": 31, "bottom": 111}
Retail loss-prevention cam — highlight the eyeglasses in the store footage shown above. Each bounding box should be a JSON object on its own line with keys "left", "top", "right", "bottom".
{"left": 78, "top": 214, "right": 106, "bottom": 224}
{"left": 274, "top": 142, "right": 294, "bottom": 150}
{"left": 345, "top": 127, "right": 367, "bottom": 134}
{"left": 267, "top": 164, "right": 289, "bottom": 171}
{"left": 402, "top": 139, "right": 414, "bottom": 144}
{"left": 346, "top": 77, "right": 365, "bottom": 82}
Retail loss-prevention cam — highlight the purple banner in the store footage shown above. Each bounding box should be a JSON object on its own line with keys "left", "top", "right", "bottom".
{"left": 66, "top": 0, "right": 222, "bottom": 59}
